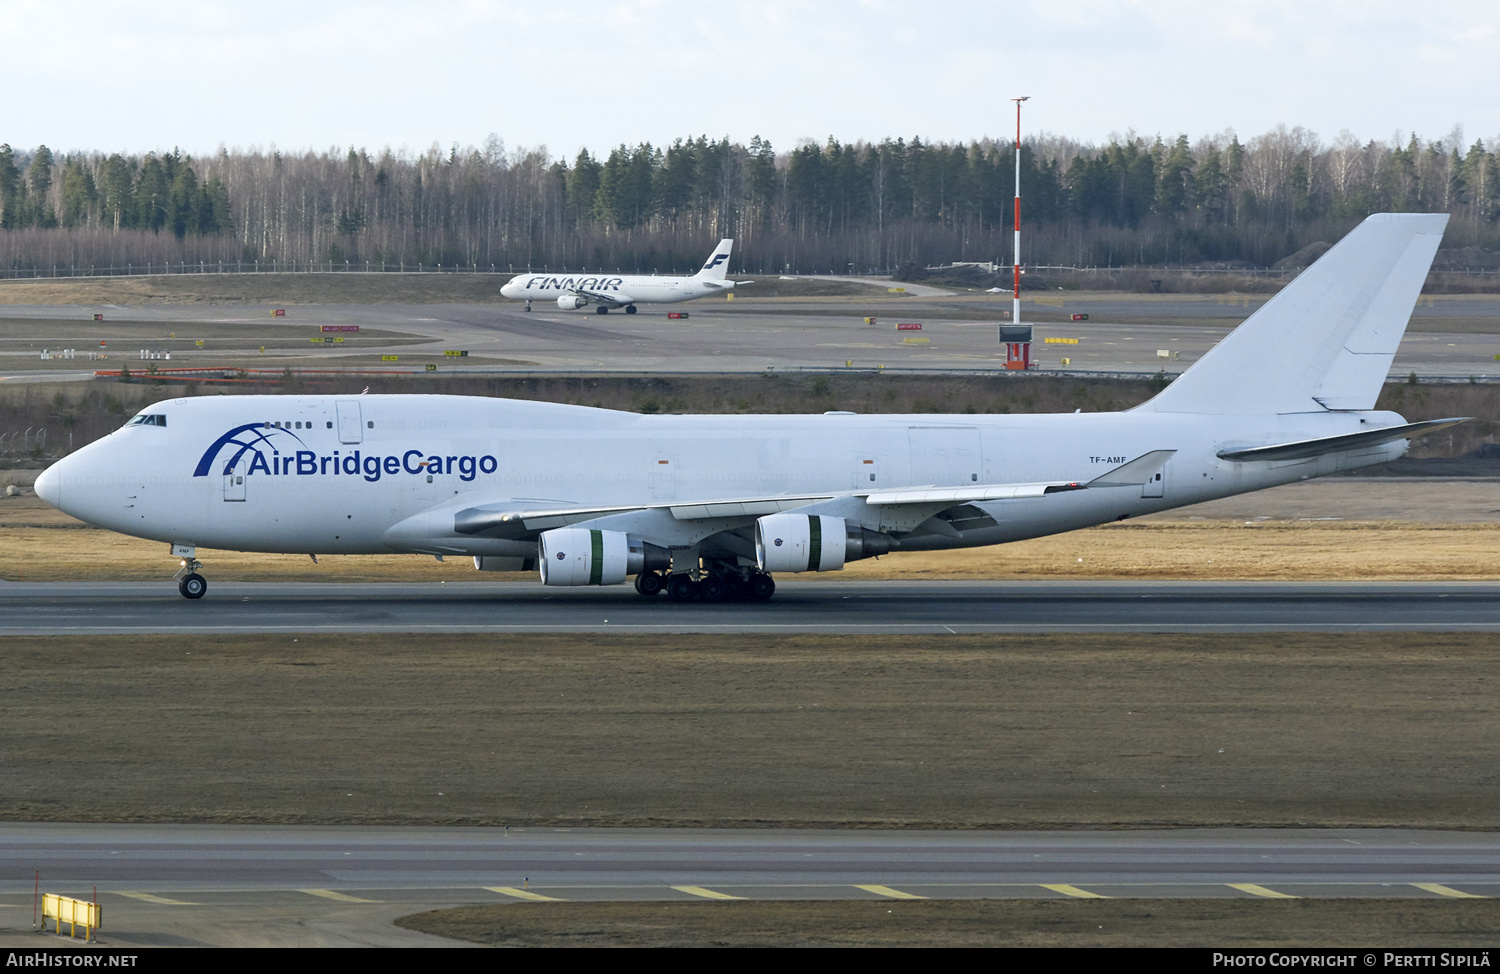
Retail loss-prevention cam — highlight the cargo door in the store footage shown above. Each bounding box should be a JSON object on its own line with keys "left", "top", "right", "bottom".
{"left": 908, "top": 427, "right": 983, "bottom": 486}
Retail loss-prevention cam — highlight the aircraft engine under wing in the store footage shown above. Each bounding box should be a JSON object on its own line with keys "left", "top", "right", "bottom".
{"left": 576, "top": 287, "right": 633, "bottom": 308}
{"left": 1216, "top": 418, "right": 1467, "bottom": 462}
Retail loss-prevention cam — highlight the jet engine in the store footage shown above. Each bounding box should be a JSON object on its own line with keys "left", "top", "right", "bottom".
{"left": 538, "top": 527, "right": 670, "bottom": 586}
{"left": 755, "top": 514, "right": 896, "bottom": 573}
{"left": 556, "top": 294, "right": 587, "bottom": 310}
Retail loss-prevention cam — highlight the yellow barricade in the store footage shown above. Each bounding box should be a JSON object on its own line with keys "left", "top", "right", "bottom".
{"left": 41, "top": 893, "right": 101, "bottom": 941}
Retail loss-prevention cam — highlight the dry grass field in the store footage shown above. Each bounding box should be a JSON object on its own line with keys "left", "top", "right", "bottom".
{"left": 5, "top": 483, "right": 1500, "bottom": 583}
{"left": 2, "top": 630, "right": 1497, "bottom": 829}
{"left": 396, "top": 899, "right": 1500, "bottom": 948}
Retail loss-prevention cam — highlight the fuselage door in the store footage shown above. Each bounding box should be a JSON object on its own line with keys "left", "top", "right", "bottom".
{"left": 648, "top": 457, "right": 675, "bottom": 501}
{"left": 908, "top": 427, "right": 983, "bottom": 486}
{"left": 854, "top": 457, "right": 879, "bottom": 488}
{"left": 1143, "top": 465, "right": 1166, "bottom": 498}
{"left": 336, "top": 400, "right": 363, "bottom": 444}
{"left": 223, "top": 459, "right": 246, "bottom": 502}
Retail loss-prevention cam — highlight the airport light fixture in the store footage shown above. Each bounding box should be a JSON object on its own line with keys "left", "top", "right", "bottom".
{"left": 1011, "top": 96, "right": 1030, "bottom": 329}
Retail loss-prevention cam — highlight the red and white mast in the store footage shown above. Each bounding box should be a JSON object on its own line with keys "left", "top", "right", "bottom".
{"left": 1011, "top": 96, "right": 1029, "bottom": 328}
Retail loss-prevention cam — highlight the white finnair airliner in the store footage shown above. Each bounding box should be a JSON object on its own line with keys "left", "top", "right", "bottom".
{"left": 498, "top": 238, "right": 734, "bottom": 313}
{"left": 36, "top": 214, "right": 1461, "bottom": 603}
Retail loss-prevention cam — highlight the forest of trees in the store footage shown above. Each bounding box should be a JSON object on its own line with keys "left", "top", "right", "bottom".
{"left": 1, "top": 127, "right": 1497, "bottom": 277}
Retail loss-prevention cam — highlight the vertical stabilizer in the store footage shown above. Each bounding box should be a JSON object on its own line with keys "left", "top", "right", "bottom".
{"left": 1143, "top": 213, "right": 1447, "bottom": 414}
{"left": 694, "top": 239, "right": 734, "bottom": 280}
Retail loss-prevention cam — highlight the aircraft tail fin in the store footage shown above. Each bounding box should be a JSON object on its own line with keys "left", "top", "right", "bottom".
{"left": 694, "top": 239, "right": 734, "bottom": 280}
{"left": 1142, "top": 213, "right": 1448, "bottom": 414}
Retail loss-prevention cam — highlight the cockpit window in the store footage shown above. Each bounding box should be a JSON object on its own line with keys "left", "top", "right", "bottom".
{"left": 123, "top": 413, "right": 167, "bottom": 428}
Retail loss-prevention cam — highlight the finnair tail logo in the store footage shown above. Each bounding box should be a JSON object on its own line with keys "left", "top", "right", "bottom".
{"left": 703, "top": 253, "right": 729, "bottom": 270}
{"left": 193, "top": 424, "right": 304, "bottom": 477}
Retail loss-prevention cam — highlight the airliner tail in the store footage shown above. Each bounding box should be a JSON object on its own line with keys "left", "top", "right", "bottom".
{"left": 694, "top": 239, "right": 734, "bottom": 281}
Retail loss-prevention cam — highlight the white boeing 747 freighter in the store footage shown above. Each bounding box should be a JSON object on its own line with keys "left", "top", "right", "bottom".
{"left": 36, "top": 214, "right": 1462, "bottom": 602}
{"left": 499, "top": 238, "right": 734, "bottom": 313}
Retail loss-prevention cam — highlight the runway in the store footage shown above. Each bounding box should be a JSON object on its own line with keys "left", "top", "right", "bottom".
{"left": 2, "top": 825, "right": 1495, "bottom": 946}
{"left": 6, "top": 579, "right": 1500, "bottom": 635}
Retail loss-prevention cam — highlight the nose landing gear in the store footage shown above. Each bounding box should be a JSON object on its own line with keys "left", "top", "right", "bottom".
{"left": 171, "top": 544, "right": 207, "bottom": 599}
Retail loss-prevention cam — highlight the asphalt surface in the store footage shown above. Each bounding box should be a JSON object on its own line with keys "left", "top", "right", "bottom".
{"left": 2, "top": 824, "right": 1496, "bottom": 946}
{"left": 6, "top": 579, "right": 1500, "bottom": 634}
{"left": 4, "top": 293, "right": 1500, "bottom": 379}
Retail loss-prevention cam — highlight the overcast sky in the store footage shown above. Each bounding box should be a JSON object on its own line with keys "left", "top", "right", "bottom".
{"left": 7, "top": 0, "right": 1498, "bottom": 160}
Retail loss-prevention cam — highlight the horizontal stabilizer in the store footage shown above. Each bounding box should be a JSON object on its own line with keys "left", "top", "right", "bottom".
{"left": 1216, "top": 418, "right": 1468, "bottom": 462}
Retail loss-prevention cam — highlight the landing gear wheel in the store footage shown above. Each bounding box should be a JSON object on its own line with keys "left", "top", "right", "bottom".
{"left": 698, "top": 575, "right": 727, "bottom": 603}
{"left": 524, "top": 301, "right": 532, "bottom": 312}
{"left": 667, "top": 573, "right": 698, "bottom": 602}
{"left": 748, "top": 573, "right": 776, "bottom": 601}
{"left": 179, "top": 573, "right": 207, "bottom": 599}
{"left": 634, "top": 571, "right": 665, "bottom": 597}
{"left": 595, "top": 305, "right": 609, "bottom": 314}
{"left": 625, "top": 304, "right": 638, "bottom": 315}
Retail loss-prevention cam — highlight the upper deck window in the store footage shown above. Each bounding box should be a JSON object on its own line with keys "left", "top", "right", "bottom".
{"left": 123, "top": 413, "right": 166, "bottom": 428}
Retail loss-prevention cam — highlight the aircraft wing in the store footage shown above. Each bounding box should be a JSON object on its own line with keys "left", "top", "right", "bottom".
{"left": 454, "top": 493, "right": 840, "bottom": 538}
{"left": 567, "top": 287, "right": 635, "bottom": 308}
{"left": 1216, "top": 419, "right": 1467, "bottom": 462}
{"left": 451, "top": 452, "right": 1176, "bottom": 541}
{"left": 859, "top": 451, "right": 1176, "bottom": 505}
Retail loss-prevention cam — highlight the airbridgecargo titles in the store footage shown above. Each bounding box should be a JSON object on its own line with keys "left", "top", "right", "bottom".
{"left": 36, "top": 214, "right": 1464, "bottom": 605}
{"left": 499, "top": 238, "right": 734, "bottom": 313}
{"left": 188, "top": 422, "right": 497, "bottom": 481}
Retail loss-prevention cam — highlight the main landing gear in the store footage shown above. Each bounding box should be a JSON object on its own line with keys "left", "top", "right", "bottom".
{"left": 634, "top": 569, "right": 776, "bottom": 603}
{"left": 171, "top": 544, "right": 207, "bottom": 599}
{"left": 624, "top": 304, "right": 638, "bottom": 315}
{"left": 595, "top": 305, "right": 610, "bottom": 314}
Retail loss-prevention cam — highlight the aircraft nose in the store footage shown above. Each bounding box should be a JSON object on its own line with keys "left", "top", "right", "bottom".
{"left": 34, "top": 463, "right": 61, "bottom": 508}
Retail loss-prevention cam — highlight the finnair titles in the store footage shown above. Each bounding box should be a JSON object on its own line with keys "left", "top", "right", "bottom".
{"left": 499, "top": 238, "right": 735, "bottom": 313}
{"left": 36, "top": 214, "right": 1462, "bottom": 604}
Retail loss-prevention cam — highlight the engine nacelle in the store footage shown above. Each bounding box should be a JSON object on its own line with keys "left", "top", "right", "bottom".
{"left": 557, "top": 294, "right": 587, "bottom": 310}
{"left": 540, "top": 527, "right": 628, "bottom": 585}
{"left": 537, "top": 528, "right": 670, "bottom": 585}
{"left": 755, "top": 514, "right": 848, "bottom": 573}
